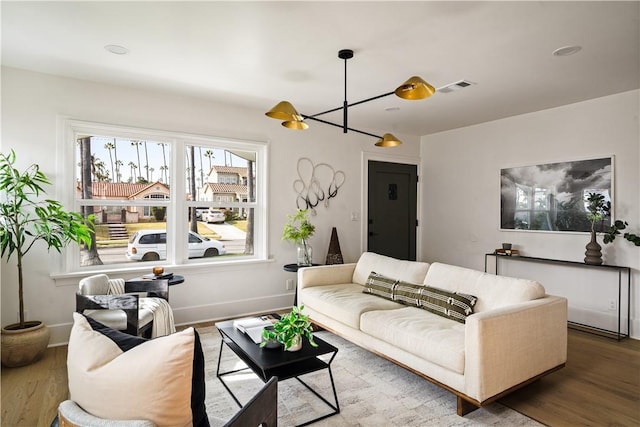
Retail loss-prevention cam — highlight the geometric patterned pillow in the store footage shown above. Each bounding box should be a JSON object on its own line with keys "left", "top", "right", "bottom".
{"left": 393, "top": 281, "right": 424, "bottom": 307}
{"left": 362, "top": 271, "right": 398, "bottom": 301}
{"left": 417, "top": 285, "right": 477, "bottom": 324}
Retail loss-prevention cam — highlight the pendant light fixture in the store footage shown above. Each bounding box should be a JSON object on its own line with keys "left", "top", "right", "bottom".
{"left": 265, "top": 49, "right": 435, "bottom": 147}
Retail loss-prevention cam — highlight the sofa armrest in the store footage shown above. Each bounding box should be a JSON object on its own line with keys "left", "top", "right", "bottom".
{"left": 464, "top": 295, "right": 567, "bottom": 402}
{"left": 297, "top": 263, "right": 357, "bottom": 289}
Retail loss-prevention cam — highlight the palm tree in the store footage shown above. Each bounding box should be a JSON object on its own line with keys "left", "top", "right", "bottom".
{"left": 160, "top": 165, "right": 169, "bottom": 183}
{"left": 198, "top": 147, "right": 204, "bottom": 190}
{"left": 78, "top": 137, "right": 103, "bottom": 266}
{"left": 149, "top": 167, "right": 155, "bottom": 182}
{"left": 204, "top": 150, "right": 215, "bottom": 171}
{"left": 128, "top": 161, "right": 137, "bottom": 183}
{"left": 115, "top": 160, "right": 123, "bottom": 182}
{"left": 189, "top": 146, "right": 197, "bottom": 233}
{"left": 143, "top": 141, "right": 150, "bottom": 181}
{"left": 104, "top": 142, "right": 115, "bottom": 181}
{"left": 131, "top": 140, "right": 143, "bottom": 180}
{"left": 91, "top": 156, "right": 109, "bottom": 182}
{"left": 158, "top": 143, "right": 168, "bottom": 183}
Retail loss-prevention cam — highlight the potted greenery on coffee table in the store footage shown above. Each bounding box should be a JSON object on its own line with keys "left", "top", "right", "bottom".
{"left": 260, "top": 305, "right": 318, "bottom": 351}
{"left": 0, "top": 150, "right": 94, "bottom": 367}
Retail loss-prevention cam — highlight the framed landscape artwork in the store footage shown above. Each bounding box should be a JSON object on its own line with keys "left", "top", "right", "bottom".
{"left": 500, "top": 157, "right": 613, "bottom": 232}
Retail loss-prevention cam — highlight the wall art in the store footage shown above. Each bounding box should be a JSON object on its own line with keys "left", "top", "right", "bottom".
{"left": 500, "top": 157, "right": 613, "bottom": 232}
{"left": 293, "top": 158, "right": 345, "bottom": 214}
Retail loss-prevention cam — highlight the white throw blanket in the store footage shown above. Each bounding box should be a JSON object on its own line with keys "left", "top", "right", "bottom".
{"left": 140, "top": 297, "right": 176, "bottom": 337}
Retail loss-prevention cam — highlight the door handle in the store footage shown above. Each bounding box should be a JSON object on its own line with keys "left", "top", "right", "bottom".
{"left": 369, "top": 232, "right": 378, "bottom": 236}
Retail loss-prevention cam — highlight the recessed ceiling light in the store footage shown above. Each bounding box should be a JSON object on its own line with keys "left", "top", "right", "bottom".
{"left": 384, "top": 107, "right": 400, "bottom": 112}
{"left": 104, "top": 44, "right": 129, "bottom": 55}
{"left": 552, "top": 45, "right": 582, "bottom": 57}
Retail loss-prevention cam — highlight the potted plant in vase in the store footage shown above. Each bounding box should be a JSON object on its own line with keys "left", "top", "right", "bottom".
{"left": 584, "top": 192, "right": 640, "bottom": 265}
{"left": 282, "top": 209, "right": 315, "bottom": 266}
{"left": 1, "top": 150, "right": 94, "bottom": 367}
{"left": 260, "top": 305, "right": 318, "bottom": 351}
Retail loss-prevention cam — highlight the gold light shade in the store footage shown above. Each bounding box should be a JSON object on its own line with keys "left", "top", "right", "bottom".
{"left": 265, "top": 101, "right": 304, "bottom": 122}
{"left": 395, "top": 76, "right": 436, "bottom": 100}
{"left": 375, "top": 133, "right": 402, "bottom": 147}
{"left": 282, "top": 120, "right": 309, "bottom": 130}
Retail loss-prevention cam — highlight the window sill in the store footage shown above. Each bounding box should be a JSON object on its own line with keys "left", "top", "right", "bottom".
{"left": 52, "top": 257, "right": 275, "bottom": 286}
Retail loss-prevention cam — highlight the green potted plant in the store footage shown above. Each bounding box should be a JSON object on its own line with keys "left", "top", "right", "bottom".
{"left": 260, "top": 305, "right": 318, "bottom": 351}
{"left": 584, "top": 192, "right": 639, "bottom": 265}
{"left": 282, "top": 209, "right": 315, "bottom": 266}
{"left": 0, "top": 150, "right": 94, "bottom": 367}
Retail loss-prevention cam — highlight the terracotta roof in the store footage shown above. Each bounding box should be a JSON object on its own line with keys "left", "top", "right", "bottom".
{"left": 205, "top": 183, "right": 247, "bottom": 195}
{"left": 78, "top": 181, "right": 169, "bottom": 198}
{"left": 211, "top": 166, "right": 247, "bottom": 177}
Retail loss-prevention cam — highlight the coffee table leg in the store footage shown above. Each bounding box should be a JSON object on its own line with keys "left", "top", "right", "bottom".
{"left": 216, "top": 337, "right": 246, "bottom": 408}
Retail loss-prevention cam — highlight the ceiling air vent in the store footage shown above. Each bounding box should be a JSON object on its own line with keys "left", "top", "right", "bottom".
{"left": 437, "top": 80, "right": 474, "bottom": 94}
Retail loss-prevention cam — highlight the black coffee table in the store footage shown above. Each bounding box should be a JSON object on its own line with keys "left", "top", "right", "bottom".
{"left": 215, "top": 317, "right": 340, "bottom": 426}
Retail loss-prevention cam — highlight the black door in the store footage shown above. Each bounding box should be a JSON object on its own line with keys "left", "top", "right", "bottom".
{"left": 367, "top": 161, "right": 418, "bottom": 260}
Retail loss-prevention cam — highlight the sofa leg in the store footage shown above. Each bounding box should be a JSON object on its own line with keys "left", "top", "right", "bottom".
{"left": 457, "top": 396, "right": 479, "bottom": 416}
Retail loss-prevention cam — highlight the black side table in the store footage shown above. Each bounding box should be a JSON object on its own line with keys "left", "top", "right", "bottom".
{"left": 283, "top": 264, "right": 320, "bottom": 305}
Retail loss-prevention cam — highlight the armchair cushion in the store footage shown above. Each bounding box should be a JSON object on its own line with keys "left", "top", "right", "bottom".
{"left": 67, "top": 313, "right": 209, "bottom": 427}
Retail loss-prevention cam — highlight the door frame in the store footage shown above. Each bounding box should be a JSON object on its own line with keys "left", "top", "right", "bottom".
{"left": 361, "top": 152, "right": 422, "bottom": 260}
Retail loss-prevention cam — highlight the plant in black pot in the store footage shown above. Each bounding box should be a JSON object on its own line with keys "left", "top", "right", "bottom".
{"left": 0, "top": 150, "right": 94, "bottom": 367}
{"left": 260, "top": 305, "right": 318, "bottom": 351}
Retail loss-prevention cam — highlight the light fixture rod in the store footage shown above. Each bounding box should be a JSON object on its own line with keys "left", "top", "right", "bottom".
{"left": 343, "top": 52, "right": 348, "bottom": 133}
{"left": 307, "top": 91, "right": 396, "bottom": 119}
{"left": 303, "top": 115, "right": 382, "bottom": 139}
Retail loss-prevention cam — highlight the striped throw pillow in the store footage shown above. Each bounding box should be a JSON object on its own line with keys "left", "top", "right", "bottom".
{"left": 362, "top": 272, "right": 397, "bottom": 300}
{"left": 394, "top": 281, "right": 477, "bottom": 323}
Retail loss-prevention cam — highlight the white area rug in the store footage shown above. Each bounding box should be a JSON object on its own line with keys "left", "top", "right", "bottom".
{"left": 198, "top": 325, "right": 541, "bottom": 426}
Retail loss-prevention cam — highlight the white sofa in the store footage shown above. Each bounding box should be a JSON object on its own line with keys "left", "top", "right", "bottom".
{"left": 297, "top": 252, "right": 567, "bottom": 416}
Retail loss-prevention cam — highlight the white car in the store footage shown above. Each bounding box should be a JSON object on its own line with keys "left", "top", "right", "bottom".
{"left": 126, "top": 230, "right": 226, "bottom": 261}
{"left": 203, "top": 209, "right": 225, "bottom": 224}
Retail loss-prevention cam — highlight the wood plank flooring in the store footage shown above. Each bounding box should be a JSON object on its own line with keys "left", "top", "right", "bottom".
{"left": 2, "top": 328, "right": 638, "bottom": 426}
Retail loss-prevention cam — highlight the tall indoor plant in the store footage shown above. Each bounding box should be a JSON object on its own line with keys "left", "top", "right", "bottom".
{"left": 282, "top": 209, "right": 315, "bottom": 266}
{"left": 1, "top": 150, "right": 94, "bottom": 367}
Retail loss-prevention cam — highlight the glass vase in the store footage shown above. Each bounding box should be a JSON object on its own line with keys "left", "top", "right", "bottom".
{"left": 297, "top": 240, "right": 313, "bottom": 266}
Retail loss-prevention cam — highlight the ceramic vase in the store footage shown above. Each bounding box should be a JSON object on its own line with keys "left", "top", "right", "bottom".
{"left": 584, "top": 230, "right": 603, "bottom": 265}
{"left": 286, "top": 335, "right": 302, "bottom": 352}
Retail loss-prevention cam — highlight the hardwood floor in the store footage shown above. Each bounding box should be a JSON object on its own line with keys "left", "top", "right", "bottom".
{"left": 1, "top": 328, "right": 638, "bottom": 426}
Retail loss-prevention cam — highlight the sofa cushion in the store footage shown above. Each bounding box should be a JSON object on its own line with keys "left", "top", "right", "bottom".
{"left": 67, "top": 313, "right": 209, "bottom": 427}
{"left": 423, "top": 262, "right": 545, "bottom": 312}
{"left": 360, "top": 307, "right": 466, "bottom": 374}
{"left": 362, "top": 272, "right": 397, "bottom": 300}
{"left": 393, "top": 281, "right": 423, "bottom": 306}
{"left": 352, "top": 252, "right": 430, "bottom": 286}
{"left": 300, "top": 283, "right": 403, "bottom": 329}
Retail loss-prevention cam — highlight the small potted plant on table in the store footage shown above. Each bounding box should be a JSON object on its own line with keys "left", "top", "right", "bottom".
{"left": 260, "top": 305, "right": 318, "bottom": 351}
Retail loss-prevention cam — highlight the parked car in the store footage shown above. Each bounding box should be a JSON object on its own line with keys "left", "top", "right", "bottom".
{"left": 126, "top": 230, "right": 226, "bottom": 261}
{"left": 203, "top": 208, "right": 225, "bottom": 224}
{"left": 195, "top": 207, "right": 209, "bottom": 219}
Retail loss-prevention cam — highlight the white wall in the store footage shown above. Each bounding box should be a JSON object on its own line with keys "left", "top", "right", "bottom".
{"left": 0, "top": 67, "right": 421, "bottom": 345}
{"left": 421, "top": 90, "right": 640, "bottom": 338}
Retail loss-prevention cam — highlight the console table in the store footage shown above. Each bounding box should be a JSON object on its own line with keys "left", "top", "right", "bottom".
{"left": 484, "top": 253, "right": 630, "bottom": 341}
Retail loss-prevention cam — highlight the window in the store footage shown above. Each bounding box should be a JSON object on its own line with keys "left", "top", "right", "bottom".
{"left": 514, "top": 185, "right": 553, "bottom": 230}
{"left": 62, "top": 120, "right": 266, "bottom": 272}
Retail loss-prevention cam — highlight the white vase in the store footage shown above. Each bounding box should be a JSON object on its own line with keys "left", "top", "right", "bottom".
{"left": 286, "top": 334, "right": 302, "bottom": 352}
{"left": 297, "top": 240, "right": 313, "bottom": 266}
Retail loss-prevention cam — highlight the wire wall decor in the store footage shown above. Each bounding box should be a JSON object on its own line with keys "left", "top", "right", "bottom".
{"left": 293, "top": 158, "right": 345, "bottom": 214}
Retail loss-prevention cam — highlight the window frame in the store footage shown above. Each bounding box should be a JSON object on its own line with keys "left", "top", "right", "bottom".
{"left": 57, "top": 118, "right": 268, "bottom": 274}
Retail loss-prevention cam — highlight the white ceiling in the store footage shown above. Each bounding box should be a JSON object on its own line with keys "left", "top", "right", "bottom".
{"left": 2, "top": 1, "right": 639, "bottom": 137}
